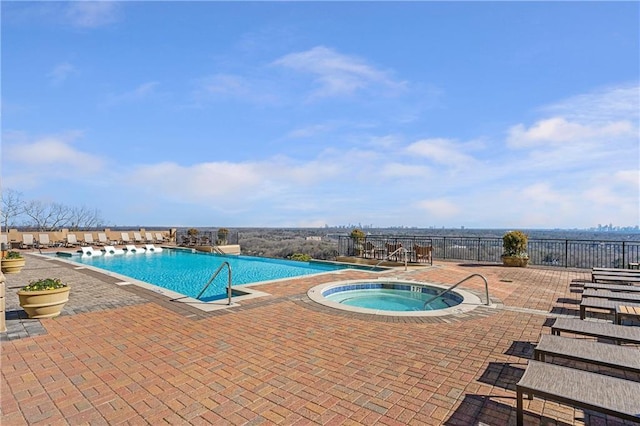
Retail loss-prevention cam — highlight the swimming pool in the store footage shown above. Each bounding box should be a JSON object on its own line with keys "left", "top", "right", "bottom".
{"left": 59, "top": 249, "right": 382, "bottom": 301}
{"left": 308, "top": 279, "right": 482, "bottom": 317}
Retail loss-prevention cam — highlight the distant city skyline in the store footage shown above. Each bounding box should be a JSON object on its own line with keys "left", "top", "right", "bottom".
{"left": 2, "top": 2, "right": 638, "bottom": 229}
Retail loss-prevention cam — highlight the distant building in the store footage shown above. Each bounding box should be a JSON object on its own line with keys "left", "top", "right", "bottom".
{"left": 305, "top": 236, "right": 322, "bottom": 241}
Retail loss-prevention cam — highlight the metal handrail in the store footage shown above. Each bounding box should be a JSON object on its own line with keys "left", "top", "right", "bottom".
{"left": 423, "top": 273, "right": 490, "bottom": 309}
{"left": 196, "top": 261, "right": 232, "bottom": 305}
{"left": 374, "top": 247, "right": 408, "bottom": 271}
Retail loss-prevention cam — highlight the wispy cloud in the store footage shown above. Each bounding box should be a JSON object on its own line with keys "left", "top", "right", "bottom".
{"left": 66, "top": 2, "right": 120, "bottom": 28}
{"left": 272, "top": 46, "right": 407, "bottom": 99}
{"left": 405, "top": 138, "right": 477, "bottom": 167}
{"left": 48, "top": 62, "right": 77, "bottom": 85}
{"left": 105, "top": 82, "right": 160, "bottom": 105}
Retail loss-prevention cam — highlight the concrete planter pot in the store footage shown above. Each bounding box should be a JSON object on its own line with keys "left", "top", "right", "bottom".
{"left": 1, "top": 258, "right": 26, "bottom": 274}
{"left": 502, "top": 256, "right": 529, "bottom": 267}
{"left": 18, "top": 286, "right": 70, "bottom": 318}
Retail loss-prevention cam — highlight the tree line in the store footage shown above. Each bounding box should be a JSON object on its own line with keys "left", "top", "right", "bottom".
{"left": 1, "top": 189, "right": 104, "bottom": 232}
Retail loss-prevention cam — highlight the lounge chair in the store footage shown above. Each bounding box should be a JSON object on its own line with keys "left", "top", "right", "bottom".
{"left": 551, "top": 317, "right": 640, "bottom": 345}
{"left": 124, "top": 244, "right": 145, "bottom": 253}
{"left": 144, "top": 232, "right": 154, "bottom": 243}
{"left": 583, "top": 283, "right": 640, "bottom": 292}
{"left": 38, "top": 234, "right": 52, "bottom": 248}
{"left": 580, "top": 297, "right": 640, "bottom": 321}
{"left": 533, "top": 334, "right": 640, "bottom": 374}
{"left": 65, "top": 234, "right": 80, "bottom": 247}
{"left": 21, "top": 234, "right": 35, "bottom": 249}
{"left": 155, "top": 232, "right": 166, "bottom": 243}
{"left": 582, "top": 289, "right": 640, "bottom": 302}
{"left": 362, "top": 241, "right": 376, "bottom": 258}
{"left": 133, "top": 232, "right": 143, "bottom": 243}
{"left": 97, "top": 233, "right": 110, "bottom": 246}
{"left": 0, "top": 234, "right": 8, "bottom": 248}
{"left": 516, "top": 360, "right": 640, "bottom": 426}
{"left": 83, "top": 233, "right": 96, "bottom": 246}
{"left": 144, "top": 244, "right": 163, "bottom": 252}
{"left": 103, "top": 245, "right": 125, "bottom": 255}
{"left": 79, "top": 246, "right": 102, "bottom": 256}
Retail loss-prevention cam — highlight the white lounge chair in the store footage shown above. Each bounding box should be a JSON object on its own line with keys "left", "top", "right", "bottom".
{"left": 103, "top": 245, "right": 125, "bottom": 255}
{"left": 155, "top": 232, "right": 166, "bottom": 243}
{"left": 144, "top": 244, "right": 163, "bottom": 252}
{"left": 133, "top": 232, "right": 143, "bottom": 243}
{"left": 21, "top": 234, "right": 35, "bottom": 249}
{"left": 97, "top": 233, "right": 110, "bottom": 246}
{"left": 121, "top": 232, "right": 131, "bottom": 245}
{"left": 125, "top": 244, "right": 145, "bottom": 254}
{"left": 0, "top": 234, "right": 8, "bottom": 248}
{"left": 65, "top": 234, "right": 80, "bottom": 247}
{"left": 144, "top": 232, "right": 154, "bottom": 243}
{"left": 38, "top": 234, "right": 52, "bottom": 248}
{"left": 79, "top": 246, "right": 103, "bottom": 256}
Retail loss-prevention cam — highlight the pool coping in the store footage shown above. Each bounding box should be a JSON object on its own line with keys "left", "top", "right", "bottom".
{"left": 307, "top": 278, "right": 496, "bottom": 317}
{"left": 35, "top": 250, "right": 395, "bottom": 313}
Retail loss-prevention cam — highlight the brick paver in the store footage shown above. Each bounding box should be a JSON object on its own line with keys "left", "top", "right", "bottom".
{"left": 1, "top": 253, "right": 634, "bottom": 425}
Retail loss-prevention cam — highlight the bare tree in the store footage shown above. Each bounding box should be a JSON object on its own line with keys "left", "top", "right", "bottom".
{"left": 23, "top": 201, "right": 73, "bottom": 231}
{"left": 1, "top": 188, "right": 25, "bottom": 230}
{"left": 68, "top": 206, "right": 104, "bottom": 230}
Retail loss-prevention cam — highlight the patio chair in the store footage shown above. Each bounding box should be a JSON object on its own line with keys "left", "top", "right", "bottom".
{"left": 551, "top": 318, "right": 640, "bottom": 345}
{"left": 65, "top": 234, "right": 80, "bottom": 247}
{"left": 583, "top": 283, "right": 640, "bottom": 293}
{"left": 413, "top": 245, "right": 433, "bottom": 263}
{"left": 155, "top": 232, "right": 166, "bottom": 243}
{"left": 144, "top": 232, "right": 154, "bottom": 243}
{"left": 144, "top": 244, "right": 163, "bottom": 252}
{"left": 516, "top": 360, "right": 640, "bottom": 426}
{"left": 133, "top": 232, "right": 143, "bottom": 243}
{"left": 38, "top": 234, "right": 52, "bottom": 248}
{"left": 120, "top": 232, "right": 131, "bottom": 245}
{"left": 124, "top": 244, "right": 145, "bottom": 253}
{"left": 582, "top": 289, "right": 640, "bottom": 302}
{"left": 103, "top": 245, "right": 125, "bottom": 255}
{"left": 21, "top": 234, "right": 35, "bottom": 249}
{"left": 0, "top": 234, "right": 8, "bottom": 248}
{"left": 362, "top": 241, "right": 376, "bottom": 258}
{"left": 580, "top": 297, "right": 640, "bottom": 321}
{"left": 79, "top": 246, "right": 102, "bottom": 256}
{"left": 533, "top": 334, "right": 640, "bottom": 374}
{"left": 83, "top": 233, "right": 96, "bottom": 246}
{"left": 97, "top": 233, "right": 110, "bottom": 246}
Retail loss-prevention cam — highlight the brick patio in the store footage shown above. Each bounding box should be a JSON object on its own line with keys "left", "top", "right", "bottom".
{"left": 1, "top": 253, "right": 636, "bottom": 425}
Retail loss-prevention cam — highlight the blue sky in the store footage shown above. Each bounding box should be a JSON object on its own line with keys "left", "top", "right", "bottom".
{"left": 2, "top": 1, "right": 639, "bottom": 229}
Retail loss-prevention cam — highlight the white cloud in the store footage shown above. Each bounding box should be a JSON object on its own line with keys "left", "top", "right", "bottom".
{"left": 287, "top": 123, "right": 333, "bottom": 139}
{"left": 380, "top": 163, "right": 430, "bottom": 178}
{"left": 405, "top": 138, "right": 476, "bottom": 166}
{"left": 415, "top": 198, "right": 460, "bottom": 218}
{"left": 66, "top": 2, "right": 120, "bottom": 28}
{"left": 272, "top": 46, "right": 406, "bottom": 99}
{"left": 48, "top": 62, "right": 77, "bottom": 85}
{"left": 507, "top": 117, "right": 634, "bottom": 148}
{"left": 105, "top": 82, "right": 160, "bottom": 105}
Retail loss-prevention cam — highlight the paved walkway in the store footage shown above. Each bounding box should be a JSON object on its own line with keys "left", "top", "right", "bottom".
{"left": 1, "top": 253, "right": 635, "bottom": 425}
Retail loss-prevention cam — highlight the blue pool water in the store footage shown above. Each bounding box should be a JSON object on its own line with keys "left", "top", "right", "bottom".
{"left": 323, "top": 282, "right": 462, "bottom": 312}
{"left": 64, "top": 250, "right": 375, "bottom": 301}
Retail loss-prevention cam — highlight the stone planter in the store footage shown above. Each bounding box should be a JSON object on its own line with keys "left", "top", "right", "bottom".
{"left": 18, "top": 286, "right": 70, "bottom": 318}
{"left": 502, "top": 256, "right": 529, "bottom": 267}
{"left": 1, "top": 258, "right": 25, "bottom": 274}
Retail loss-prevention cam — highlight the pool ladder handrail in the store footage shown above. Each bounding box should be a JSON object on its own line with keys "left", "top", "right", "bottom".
{"left": 373, "top": 247, "right": 408, "bottom": 271}
{"left": 423, "top": 273, "right": 490, "bottom": 309}
{"left": 196, "top": 261, "right": 232, "bottom": 305}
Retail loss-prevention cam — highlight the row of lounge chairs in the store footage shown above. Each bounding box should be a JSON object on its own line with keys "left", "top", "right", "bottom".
{"left": 516, "top": 268, "right": 640, "bottom": 425}
{"left": 3, "top": 232, "right": 168, "bottom": 249}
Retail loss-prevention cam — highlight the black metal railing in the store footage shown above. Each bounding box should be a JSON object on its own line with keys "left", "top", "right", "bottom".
{"left": 337, "top": 235, "right": 640, "bottom": 269}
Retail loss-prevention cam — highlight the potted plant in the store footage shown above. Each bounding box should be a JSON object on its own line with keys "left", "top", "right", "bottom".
{"left": 18, "top": 278, "right": 70, "bottom": 318}
{"left": 501, "top": 230, "right": 529, "bottom": 267}
{"left": 350, "top": 228, "right": 366, "bottom": 256}
{"left": 1, "top": 251, "right": 25, "bottom": 274}
{"left": 217, "top": 228, "right": 229, "bottom": 245}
